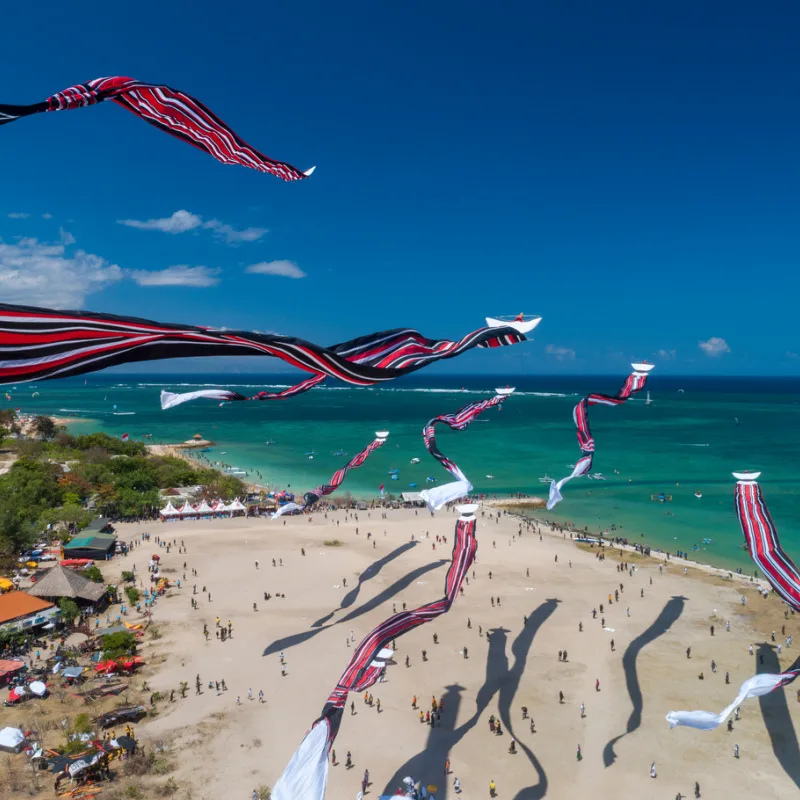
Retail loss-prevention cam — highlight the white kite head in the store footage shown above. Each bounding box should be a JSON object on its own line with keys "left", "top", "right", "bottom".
{"left": 631, "top": 362, "right": 656, "bottom": 375}
{"left": 486, "top": 315, "right": 542, "bottom": 335}
{"left": 456, "top": 503, "right": 479, "bottom": 519}
{"left": 375, "top": 430, "right": 390, "bottom": 442}
{"left": 733, "top": 471, "right": 761, "bottom": 484}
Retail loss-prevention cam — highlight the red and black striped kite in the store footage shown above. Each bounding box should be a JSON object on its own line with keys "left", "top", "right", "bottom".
{"left": 0, "top": 303, "right": 536, "bottom": 394}
{"left": 0, "top": 76, "right": 313, "bottom": 181}
{"left": 272, "top": 504, "right": 480, "bottom": 800}
{"left": 547, "top": 362, "right": 654, "bottom": 509}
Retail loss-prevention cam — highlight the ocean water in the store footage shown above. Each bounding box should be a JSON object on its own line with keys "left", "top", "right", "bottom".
{"left": 9, "top": 373, "right": 800, "bottom": 571}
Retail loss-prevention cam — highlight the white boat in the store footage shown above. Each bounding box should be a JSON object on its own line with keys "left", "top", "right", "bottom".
{"left": 410, "top": 458, "right": 420, "bottom": 464}
{"left": 538, "top": 475, "right": 552, "bottom": 484}
{"left": 645, "top": 391, "right": 653, "bottom": 405}
{"left": 485, "top": 474, "right": 495, "bottom": 480}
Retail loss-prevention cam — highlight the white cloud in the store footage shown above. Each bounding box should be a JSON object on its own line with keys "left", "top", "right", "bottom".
{"left": 117, "top": 209, "right": 267, "bottom": 244}
{"left": 545, "top": 344, "right": 576, "bottom": 361}
{"left": 118, "top": 209, "right": 203, "bottom": 234}
{"left": 41, "top": 213, "right": 53, "bottom": 220}
{"left": 656, "top": 348, "right": 677, "bottom": 360}
{"left": 129, "top": 265, "right": 221, "bottom": 288}
{"left": 0, "top": 236, "right": 123, "bottom": 307}
{"left": 7, "top": 212, "right": 30, "bottom": 219}
{"left": 202, "top": 220, "right": 267, "bottom": 244}
{"left": 698, "top": 337, "right": 730, "bottom": 357}
{"left": 245, "top": 260, "right": 307, "bottom": 279}
{"left": 59, "top": 228, "right": 76, "bottom": 246}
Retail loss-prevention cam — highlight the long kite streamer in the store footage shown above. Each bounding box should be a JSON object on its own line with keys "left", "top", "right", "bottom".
{"left": 666, "top": 473, "right": 800, "bottom": 730}
{"left": 0, "top": 76, "right": 313, "bottom": 181}
{"left": 272, "top": 432, "right": 389, "bottom": 519}
{"left": 0, "top": 304, "right": 538, "bottom": 392}
{"left": 272, "top": 504, "right": 480, "bottom": 800}
{"left": 419, "top": 388, "right": 514, "bottom": 512}
{"left": 547, "top": 361, "right": 654, "bottom": 510}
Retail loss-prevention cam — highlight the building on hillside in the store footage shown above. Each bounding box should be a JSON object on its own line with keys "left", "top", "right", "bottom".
{"left": 27, "top": 565, "right": 107, "bottom": 605}
{"left": 0, "top": 593, "right": 58, "bottom": 634}
{"left": 63, "top": 532, "right": 117, "bottom": 561}
{"left": 82, "top": 519, "right": 115, "bottom": 536}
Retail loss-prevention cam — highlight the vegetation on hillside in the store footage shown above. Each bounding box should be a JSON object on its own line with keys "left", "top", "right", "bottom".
{"left": 0, "top": 419, "right": 245, "bottom": 558}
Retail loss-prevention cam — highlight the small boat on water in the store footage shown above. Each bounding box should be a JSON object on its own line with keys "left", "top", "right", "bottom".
{"left": 264, "top": 440, "right": 277, "bottom": 445}
{"left": 538, "top": 475, "right": 552, "bottom": 484}
{"left": 410, "top": 458, "right": 420, "bottom": 464}
{"left": 695, "top": 491, "right": 703, "bottom": 498}
{"left": 426, "top": 476, "right": 436, "bottom": 483}
{"left": 485, "top": 474, "right": 495, "bottom": 480}
{"left": 645, "top": 391, "right": 653, "bottom": 405}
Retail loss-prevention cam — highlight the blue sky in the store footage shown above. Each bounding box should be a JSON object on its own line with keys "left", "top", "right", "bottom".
{"left": 2, "top": 1, "right": 798, "bottom": 376}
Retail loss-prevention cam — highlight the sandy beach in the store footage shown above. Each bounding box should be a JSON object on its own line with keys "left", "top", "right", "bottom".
{"left": 82, "top": 505, "right": 800, "bottom": 800}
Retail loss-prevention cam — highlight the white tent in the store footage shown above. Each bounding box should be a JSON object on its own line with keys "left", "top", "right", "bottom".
{"left": 195, "top": 500, "right": 215, "bottom": 516}
{"left": 0, "top": 727, "right": 26, "bottom": 753}
{"left": 178, "top": 501, "right": 197, "bottom": 516}
{"left": 159, "top": 501, "right": 180, "bottom": 518}
{"left": 227, "top": 498, "right": 247, "bottom": 514}
{"left": 212, "top": 501, "right": 230, "bottom": 515}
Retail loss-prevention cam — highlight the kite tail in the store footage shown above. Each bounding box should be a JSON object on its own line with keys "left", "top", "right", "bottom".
{"left": 420, "top": 389, "right": 513, "bottom": 512}
{"left": 666, "top": 476, "right": 800, "bottom": 731}
{"left": 0, "top": 303, "right": 532, "bottom": 389}
{"left": 734, "top": 472, "right": 800, "bottom": 611}
{"left": 272, "top": 507, "right": 478, "bottom": 800}
{"left": 160, "top": 375, "right": 327, "bottom": 410}
{"left": 0, "top": 76, "right": 313, "bottom": 181}
{"left": 666, "top": 655, "right": 800, "bottom": 730}
{"left": 271, "top": 432, "right": 389, "bottom": 519}
{"left": 547, "top": 362, "right": 654, "bottom": 510}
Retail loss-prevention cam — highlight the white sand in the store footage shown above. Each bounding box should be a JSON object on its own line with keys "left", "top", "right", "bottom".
{"left": 103, "top": 507, "right": 800, "bottom": 799}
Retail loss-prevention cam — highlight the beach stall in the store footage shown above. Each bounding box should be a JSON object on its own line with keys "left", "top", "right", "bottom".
{"left": 226, "top": 498, "right": 247, "bottom": 517}
{"left": 159, "top": 501, "right": 181, "bottom": 522}
{"left": 212, "top": 500, "right": 230, "bottom": 517}
{"left": 194, "top": 500, "right": 215, "bottom": 519}
{"left": 178, "top": 501, "right": 197, "bottom": 519}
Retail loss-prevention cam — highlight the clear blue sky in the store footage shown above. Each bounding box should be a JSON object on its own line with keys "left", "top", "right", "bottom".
{"left": 2, "top": 1, "right": 798, "bottom": 376}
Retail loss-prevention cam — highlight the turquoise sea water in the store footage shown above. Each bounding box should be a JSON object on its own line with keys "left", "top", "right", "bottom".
{"left": 9, "top": 373, "right": 800, "bottom": 571}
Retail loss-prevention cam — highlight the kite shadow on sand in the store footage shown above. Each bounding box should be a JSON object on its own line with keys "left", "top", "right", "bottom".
{"left": 757, "top": 645, "right": 800, "bottom": 790}
{"left": 603, "top": 595, "right": 686, "bottom": 767}
{"left": 381, "top": 599, "right": 559, "bottom": 800}
{"left": 263, "top": 549, "right": 447, "bottom": 657}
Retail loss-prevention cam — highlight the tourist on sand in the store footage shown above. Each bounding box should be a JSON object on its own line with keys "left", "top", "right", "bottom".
{"left": 580, "top": 703, "right": 585, "bottom": 718}
{"left": 255, "top": 560, "right": 259, "bottom": 569}
{"left": 530, "top": 718, "right": 536, "bottom": 733}
{"left": 576, "top": 744, "right": 582, "bottom": 761}
{"left": 734, "top": 743, "right": 740, "bottom": 758}
{"left": 650, "top": 762, "right": 657, "bottom": 778}
{"left": 453, "top": 776, "right": 461, "bottom": 793}
{"left": 559, "top": 691, "right": 565, "bottom": 704}
{"left": 489, "top": 779, "right": 497, "bottom": 797}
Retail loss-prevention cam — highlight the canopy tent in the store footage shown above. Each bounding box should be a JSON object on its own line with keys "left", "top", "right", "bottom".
{"left": 178, "top": 501, "right": 196, "bottom": 516}
{"left": 159, "top": 501, "right": 180, "bottom": 518}
{"left": 227, "top": 498, "right": 247, "bottom": 513}
{"left": 212, "top": 501, "right": 229, "bottom": 514}
{"left": 0, "top": 727, "right": 26, "bottom": 753}
{"left": 195, "top": 500, "right": 215, "bottom": 516}
{"left": 0, "top": 577, "right": 14, "bottom": 592}
{"left": 28, "top": 565, "right": 106, "bottom": 603}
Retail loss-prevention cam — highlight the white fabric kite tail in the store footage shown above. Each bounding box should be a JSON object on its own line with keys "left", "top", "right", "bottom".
{"left": 271, "top": 502, "right": 302, "bottom": 520}
{"left": 272, "top": 717, "right": 332, "bottom": 800}
{"left": 161, "top": 389, "right": 238, "bottom": 409}
{"left": 420, "top": 478, "right": 473, "bottom": 513}
{"left": 666, "top": 657, "right": 800, "bottom": 730}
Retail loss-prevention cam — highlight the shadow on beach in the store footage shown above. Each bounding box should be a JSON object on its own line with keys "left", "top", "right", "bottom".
{"left": 382, "top": 599, "right": 559, "bottom": 799}
{"left": 603, "top": 595, "right": 686, "bottom": 767}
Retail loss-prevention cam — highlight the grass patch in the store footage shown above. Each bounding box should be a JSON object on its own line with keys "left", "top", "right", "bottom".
{"left": 323, "top": 539, "right": 343, "bottom": 547}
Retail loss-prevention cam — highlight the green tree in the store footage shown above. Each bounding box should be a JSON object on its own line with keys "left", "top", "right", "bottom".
{"left": 83, "top": 565, "right": 104, "bottom": 584}
{"left": 101, "top": 631, "right": 137, "bottom": 659}
{"left": 124, "top": 586, "right": 140, "bottom": 605}
{"left": 58, "top": 597, "right": 80, "bottom": 626}
{"left": 33, "top": 415, "right": 58, "bottom": 441}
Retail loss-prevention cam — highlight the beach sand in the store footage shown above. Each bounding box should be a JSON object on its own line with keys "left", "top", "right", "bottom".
{"left": 93, "top": 508, "right": 800, "bottom": 799}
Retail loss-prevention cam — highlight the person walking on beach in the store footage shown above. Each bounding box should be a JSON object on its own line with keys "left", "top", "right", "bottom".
{"left": 489, "top": 779, "right": 497, "bottom": 797}
{"left": 559, "top": 691, "right": 565, "bottom": 704}
{"left": 576, "top": 744, "right": 582, "bottom": 761}
{"left": 580, "top": 702, "right": 585, "bottom": 718}
{"left": 596, "top": 679, "right": 601, "bottom": 692}
{"left": 734, "top": 743, "right": 740, "bottom": 758}
{"left": 650, "top": 762, "right": 657, "bottom": 778}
